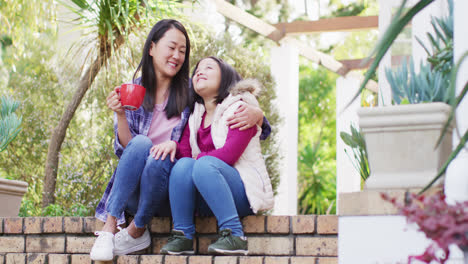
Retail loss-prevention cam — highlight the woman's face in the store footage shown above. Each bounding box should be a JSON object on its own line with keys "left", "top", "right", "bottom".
{"left": 149, "top": 28, "right": 187, "bottom": 80}
{"left": 192, "top": 58, "right": 221, "bottom": 100}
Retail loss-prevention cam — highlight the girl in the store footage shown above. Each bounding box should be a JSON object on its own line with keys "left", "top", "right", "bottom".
{"left": 90, "top": 21, "right": 270, "bottom": 261}
{"left": 156, "top": 57, "right": 274, "bottom": 255}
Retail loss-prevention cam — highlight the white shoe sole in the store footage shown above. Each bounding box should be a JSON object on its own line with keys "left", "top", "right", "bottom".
{"left": 164, "top": 250, "right": 195, "bottom": 255}
{"left": 208, "top": 248, "right": 248, "bottom": 256}
{"left": 113, "top": 239, "right": 151, "bottom": 255}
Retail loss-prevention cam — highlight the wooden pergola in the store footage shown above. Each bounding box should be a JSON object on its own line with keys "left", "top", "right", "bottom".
{"left": 212, "top": 0, "right": 379, "bottom": 92}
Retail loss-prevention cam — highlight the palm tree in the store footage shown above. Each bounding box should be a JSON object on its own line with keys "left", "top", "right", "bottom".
{"left": 42, "top": 0, "right": 181, "bottom": 207}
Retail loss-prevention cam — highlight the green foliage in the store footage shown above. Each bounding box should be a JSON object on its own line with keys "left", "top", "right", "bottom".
{"left": 297, "top": 63, "right": 336, "bottom": 215}
{"left": 0, "top": 95, "right": 22, "bottom": 152}
{"left": 340, "top": 124, "right": 369, "bottom": 181}
{"left": 386, "top": 58, "right": 451, "bottom": 104}
{"left": 189, "top": 29, "right": 281, "bottom": 195}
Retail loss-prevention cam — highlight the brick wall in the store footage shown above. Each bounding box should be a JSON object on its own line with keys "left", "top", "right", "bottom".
{"left": 0, "top": 215, "right": 338, "bottom": 264}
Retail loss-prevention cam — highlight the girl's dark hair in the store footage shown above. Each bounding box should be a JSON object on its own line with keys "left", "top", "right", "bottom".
{"left": 133, "top": 19, "right": 190, "bottom": 118}
{"left": 190, "top": 56, "right": 242, "bottom": 109}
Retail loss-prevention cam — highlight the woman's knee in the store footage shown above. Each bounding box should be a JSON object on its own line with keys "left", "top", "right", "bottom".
{"left": 192, "top": 156, "right": 220, "bottom": 182}
{"left": 145, "top": 156, "right": 175, "bottom": 177}
{"left": 170, "top": 158, "right": 195, "bottom": 182}
{"left": 126, "top": 135, "right": 152, "bottom": 152}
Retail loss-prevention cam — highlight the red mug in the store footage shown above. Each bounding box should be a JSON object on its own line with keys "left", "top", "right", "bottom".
{"left": 116, "top": 84, "right": 146, "bottom": 111}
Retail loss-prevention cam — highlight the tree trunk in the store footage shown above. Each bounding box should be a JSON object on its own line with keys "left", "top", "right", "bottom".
{"left": 42, "top": 35, "right": 124, "bottom": 207}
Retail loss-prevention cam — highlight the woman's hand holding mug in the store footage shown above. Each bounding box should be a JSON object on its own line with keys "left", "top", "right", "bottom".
{"left": 106, "top": 87, "right": 125, "bottom": 116}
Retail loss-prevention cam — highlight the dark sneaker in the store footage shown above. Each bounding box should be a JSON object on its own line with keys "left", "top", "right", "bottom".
{"left": 208, "top": 229, "right": 248, "bottom": 255}
{"left": 160, "top": 230, "right": 194, "bottom": 255}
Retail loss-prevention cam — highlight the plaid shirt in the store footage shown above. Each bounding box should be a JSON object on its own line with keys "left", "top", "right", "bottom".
{"left": 95, "top": 80, "right": 271, "bottom": 224}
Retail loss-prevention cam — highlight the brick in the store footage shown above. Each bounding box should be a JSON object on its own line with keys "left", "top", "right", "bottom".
{"left": 64, "top": 217, "right": 83, "bottom": 233}
{"left": 214, "top": 256, "right": 237, "bottom": 264}
{"left": 195, "top": 217, "right": 217, "bottom": 234}
{"left": 165, "top": 255, "right": 187, "bottom": 264}
{"left": 26, "top": 253, "right": 47, "bottom": 263}
{"left": 83, "top": 217, "right": 98, "bottom": 233}
{"left": 189, "top": 255, "right": 213, "bottom": 264}
{"left": 0, "top": 218, "right": 3, "bottom": 233}
{"left": 150, "top": 217, "right": 171, "bottom": 233}
{"left": 6, "top": 253, "right": 25, "bottom": 264}
{"left": 48, "top": 254, "right": 70, "bottom": 264}
{"left": 264, "top": 257, "right": 289, "bottom": 264}
{"left": 292, "top": 215, "right": 316, "bottom": 234}
{"left": 43, "top": 217, "right": 63, "bottom": 233}
{"left": 70, "top": 254, "right": 91, "bottom": 264}
{"left": 4, "top": 218, "right": 23, "bottom": 234}
{"left": 66, "top": 236, "right": 94, "bottom": 253}
{"left": 0, "top": 236, "right": 24, "bottom": 253}
{"left": 116, "top": 255, "right": 138, "bottom": 264}
{"left": 317, "top": 257, "right": 338, "bottom": 264}
{"left": 296, "top": 237, "right": 337, "bottom": 256}
{"left": 248, "top": 237, "right": 293, "bottom": 255}
{"left": 197, "top": 236, "right": 216, "bottom": 254}
{"left": 24, "top": 218, "right": 42, "bottom": 234}
{"left": 152, "top": 237, "right": 169, "bottom": 254}
{"left": 26, "top": 235, "right": 65, "bottom": 253}
{"left": 266, "top": 216, "right": 290, "bottom": 234}
{"left": 317, "top": 215, "right": 338, "bottom": 234}
{"left": 140, "top": 255, "right": 163, "bottom": 264}
{"left": 239, "top": 256, "right": 263, "bottom": 264}
{"left": 291, "top": 257, "right": 317, "bottom": 264}
{"left": 242, "top": 216, "right": 265, "bottom": 233}
{"left": 0, "top": 254, "right": 4, "bottom": 263}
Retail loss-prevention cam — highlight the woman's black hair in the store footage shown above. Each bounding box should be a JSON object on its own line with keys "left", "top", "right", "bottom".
{"left": 190, "top": 56, "right": 241, "bottom": 110}
{"left": 133, "top": 19, "right": 190, "bottom": 118}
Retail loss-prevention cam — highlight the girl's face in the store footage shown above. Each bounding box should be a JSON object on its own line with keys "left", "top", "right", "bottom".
{"left": 149, "top": 28, "right": 187, "bottom": 80}
{"left": 192, "top": 58, "right": 221, "bottom": 100}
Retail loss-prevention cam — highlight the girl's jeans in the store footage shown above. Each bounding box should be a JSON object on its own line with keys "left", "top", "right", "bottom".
{"left": 169, "top": 156, "right": 253, "bottom": 239}
{"left": 106, "top": 135, "right": 173, "bottom": 228}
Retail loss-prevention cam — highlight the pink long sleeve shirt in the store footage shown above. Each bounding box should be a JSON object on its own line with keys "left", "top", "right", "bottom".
{"left": 176, "top": 112, "right": 257, "bottom": 166}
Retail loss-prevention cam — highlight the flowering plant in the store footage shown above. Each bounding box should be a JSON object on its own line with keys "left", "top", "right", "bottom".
{"left": 381, "top": 191, "right": 468, "bottom": 263}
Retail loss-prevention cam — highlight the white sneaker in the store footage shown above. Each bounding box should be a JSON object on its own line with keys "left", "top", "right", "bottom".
{"left": 90, "top": 231, "right": 114, "bottom": 261}
{"left": 114, "top": 227, "right": 151, "bottom": 255}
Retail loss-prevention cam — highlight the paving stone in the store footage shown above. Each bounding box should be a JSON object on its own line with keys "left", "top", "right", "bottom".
{"left": 70, "top": 254, "right": 91, "bottom": 264}
{"left": 66, "top": 236, "right": 94, "bottom": 253}
{"left": 150, "top": 217, "right": 171, "bottom": 234}
{"left": 239, "top": 256, "right": 263, "bottom": 264}
{"left": 296, "top": 237, "right": 337, "bottom": 256}
{"left": 48, "top": 254, "right": 70, "bottom": 264}
{"left": 317, "top": 215, "right": 338, "bottom": 234}
{"left": 264, "top": 256, "right": 290, "bottom": 264}
{"left": 26, "top": 235, "right": 65, "bottom": 253}
{"left": 195, "top": 217, "right": 217, "bottom": 234}
{"left": 116, "top": 255, "right": 139, "bottom": 264}
{"left": 266, "top": 216, "right": 290, "bottom": 234}
{"left": 64, "top": 217, "right": 83, "bottom": 233}
{"left": 4, "top": 218, "right": 22, "bottom": 234}
{"left": 140, "top": 255, "right": 163, "bottom": 264}
{"left": 0, "top": 236, "right": 24, "bottom": 253}
{"left": 5, "top": 253, "right": 25, "bottom": 264}
{"left": 165, "top": 255, "right": 187, "bottom": 264}
{"left": 214, "top": 256, "right": 237, "bottom": 264}
{"left": 292, "top": 215, "right": 316, "bottom": 234}
{"left": 26, "top": 253, "right": 47, "bottom": 264}
{"left": 43, "top": 217, "right": 63, "bottom": 233}
{"left": 189, "top": 255, "right": 213, "bottom": 264}
{"left": 242, "top": 216, "right": 265, "bottom": 233}
{"left": 248, "top": 237, "right": 294, "bottom": 255}
{"left": 317, "top": 257, "right": 338, "bottom": 264}
{"left": 290, "top": 257, "right": 317, "bottom": 264}
{"left": 24, "top": 218, "right": 41, "bottom": 234}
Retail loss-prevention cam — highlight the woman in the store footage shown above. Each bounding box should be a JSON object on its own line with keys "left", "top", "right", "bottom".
{"left": 90, "top": 21, "right": 270, "bottom": 261}
{"left": 156, "top": 57, "right": 274, "bottom": 255}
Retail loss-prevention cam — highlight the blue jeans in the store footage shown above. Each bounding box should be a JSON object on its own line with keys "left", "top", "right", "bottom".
{"left": 169, "top": 156, "right": 253, "bottom": 239}
{"left": 106, "top": 135, "right": 173, "bottom": 228}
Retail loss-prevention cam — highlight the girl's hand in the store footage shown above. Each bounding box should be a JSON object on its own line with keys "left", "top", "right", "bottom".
{"left": 106, "top": 87, "right": 125, "bottom": 116}
{"left": 226, "top": 104, "right": 263, "bottom": 131}
{"left": 150, "top": 140, "right": 177, "bottom": 162}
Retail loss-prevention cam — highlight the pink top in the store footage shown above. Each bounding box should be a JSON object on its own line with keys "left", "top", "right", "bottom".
{"left": 176, "top": 112, "right": 257, "bottom": 166}
{"left": 147, "top": 100, "right": 181, "bottom": 145}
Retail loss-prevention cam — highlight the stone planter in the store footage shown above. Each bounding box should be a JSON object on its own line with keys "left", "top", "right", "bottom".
{"left": 0, "top": 178, "right": 28, "bottom": 216}
{"left": 358, "top": 102, "right": 453, "bottom": 190}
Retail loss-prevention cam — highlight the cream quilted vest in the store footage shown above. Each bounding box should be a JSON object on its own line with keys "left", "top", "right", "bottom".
{"left": 187, "top": 79, "right": 274, "bottom": 213}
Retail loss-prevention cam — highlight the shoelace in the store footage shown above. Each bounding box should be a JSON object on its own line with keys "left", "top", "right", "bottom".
{"left": 114, "top": 226, "right": 129, "bottom": 243}
{"left": 218, "top": 230, "right": 235, "bottom": 246}
{"left": 168, "top": 232, "right": 186, "bottom": 242}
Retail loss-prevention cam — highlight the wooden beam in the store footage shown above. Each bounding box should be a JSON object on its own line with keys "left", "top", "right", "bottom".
{"left": 211, "top": 0, "right": 378, "bottom": 92}
{"left": 339, "top": 55, "right": 408, "bottom": 70}
{"left": 274, "top": 16, "right": 379, "bottom": 34}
